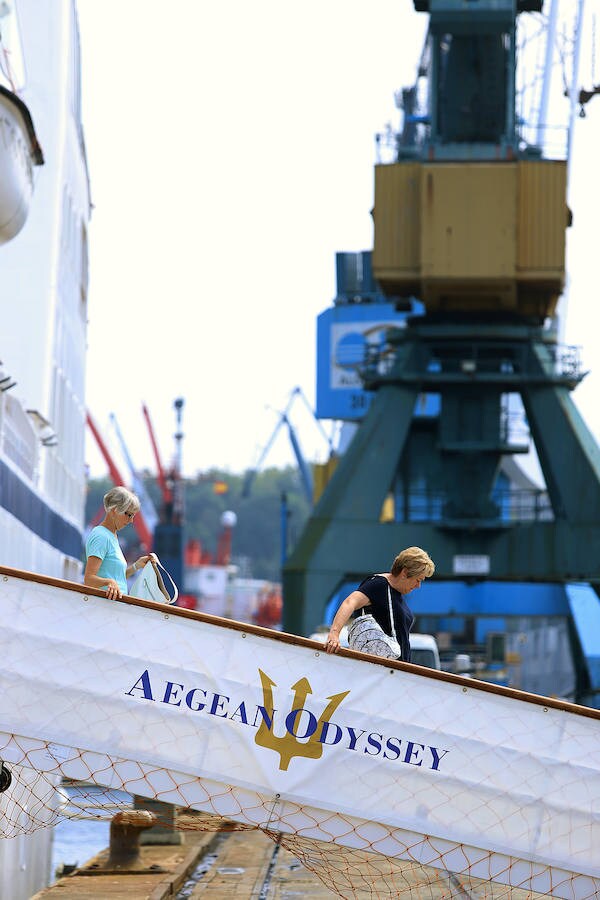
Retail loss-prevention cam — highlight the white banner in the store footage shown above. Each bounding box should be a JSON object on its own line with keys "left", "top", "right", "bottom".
{"left": 1, "top": 567, "right": 600, "bottom": 898}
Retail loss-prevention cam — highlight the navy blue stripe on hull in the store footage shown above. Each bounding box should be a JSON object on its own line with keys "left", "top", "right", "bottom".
{"left": 0, "top": 459, "right": 83, "bottom": 560}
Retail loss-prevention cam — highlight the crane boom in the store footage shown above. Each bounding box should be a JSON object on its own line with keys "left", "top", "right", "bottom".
{"left": 109, "top": 413, "right": 158, "bottom": 533}
{"left": 283, "top": 413, "right": 313, "bottom": 503}
{"left": 242, "top": 386, "right": 325, "bottom": 502}
{"left": 142, "top": 403, "right": 172, "bottom": 505}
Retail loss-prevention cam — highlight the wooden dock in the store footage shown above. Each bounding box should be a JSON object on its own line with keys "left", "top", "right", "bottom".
{"left": 31, "top": 810, "right": 553, "bottom": 899}
{"left": 31, "top": 815, "right": 336, "bottom": 900}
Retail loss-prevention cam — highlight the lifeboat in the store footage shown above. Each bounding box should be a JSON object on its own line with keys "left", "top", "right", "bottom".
{"left": 0, "top": 84, "right": 43, "bottom": 243}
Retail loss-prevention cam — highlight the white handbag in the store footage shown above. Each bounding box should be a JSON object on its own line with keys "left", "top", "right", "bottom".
{"left": 347, "top": 583, "right": 401, "bottom": 659}
{"left": 129, "top": 556, "right": 178, "bottom": 605}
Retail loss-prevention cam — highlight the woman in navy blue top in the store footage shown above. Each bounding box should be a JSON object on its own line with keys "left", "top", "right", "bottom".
{"left": 325, "top": 546, "right": 435, "bottom": 661}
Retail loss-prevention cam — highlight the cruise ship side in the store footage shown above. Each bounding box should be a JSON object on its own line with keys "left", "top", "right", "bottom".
{"left": 0, "top": 1, "right": 90, "bottom": 896}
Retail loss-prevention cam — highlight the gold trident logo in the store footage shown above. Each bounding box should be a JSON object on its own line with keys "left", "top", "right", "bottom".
{"left": 255, "top": 668, "right": 350, "bottom": 771}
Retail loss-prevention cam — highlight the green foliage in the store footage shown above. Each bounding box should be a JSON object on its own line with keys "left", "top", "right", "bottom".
{"left": 85, "top": 466, "right": 311, "bottom": 582}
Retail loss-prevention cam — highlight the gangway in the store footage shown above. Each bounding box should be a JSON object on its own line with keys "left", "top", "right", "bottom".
{"left": 1, "top": 565, "right": 600, "bottom": 898}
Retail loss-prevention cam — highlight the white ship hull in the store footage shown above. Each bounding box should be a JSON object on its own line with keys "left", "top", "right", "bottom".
{"left": 0, "top": 0, "right": 90, "bottom": 894}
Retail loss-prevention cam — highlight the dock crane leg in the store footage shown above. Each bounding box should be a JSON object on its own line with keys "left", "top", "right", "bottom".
{"left": 283, "top": 350, "right": 420, "bottom": 636}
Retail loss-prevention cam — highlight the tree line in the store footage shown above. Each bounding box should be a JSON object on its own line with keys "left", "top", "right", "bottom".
{"left": 85, "top": 466, "right": 311, "bottom": 582}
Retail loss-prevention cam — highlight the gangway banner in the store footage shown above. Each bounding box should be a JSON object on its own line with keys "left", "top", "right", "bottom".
{"left": 1, "top": 566, "right": 600, "bottom": 898}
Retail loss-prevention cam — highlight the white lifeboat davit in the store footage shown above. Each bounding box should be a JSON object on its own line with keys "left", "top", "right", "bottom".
{"left": 0, "top": 84, "right": 43, "bottom": 244}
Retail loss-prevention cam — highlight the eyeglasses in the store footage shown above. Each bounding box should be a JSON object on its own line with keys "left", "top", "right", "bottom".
{"left": 124, "top": 511, "right": 136, "bottom": 521}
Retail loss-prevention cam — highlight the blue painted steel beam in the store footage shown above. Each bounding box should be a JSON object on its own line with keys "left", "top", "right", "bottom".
{"left": 565, "top": 583, "right": 600, "bottom": 691}
{"left": 326, "top": 579, "right": 570, "bottom": 622}
{"left": 410, "top": 580, "right": 570, "bottom": 617}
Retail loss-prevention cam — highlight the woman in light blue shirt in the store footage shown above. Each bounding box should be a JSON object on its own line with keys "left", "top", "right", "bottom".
{"left": 84, "top": 486, "right": 151, "bottom": 599}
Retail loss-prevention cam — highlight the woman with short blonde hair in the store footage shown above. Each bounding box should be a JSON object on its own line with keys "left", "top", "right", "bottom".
{"left": 390, "top": 546, "right": 435, "bottom": 579}
{"left": 325, "top": 547, "right": 435, "bottom": 661}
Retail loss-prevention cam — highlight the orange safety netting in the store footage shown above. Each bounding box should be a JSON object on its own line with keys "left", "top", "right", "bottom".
{"left": 0, "top": 760, "right": 587, "bottom": 898}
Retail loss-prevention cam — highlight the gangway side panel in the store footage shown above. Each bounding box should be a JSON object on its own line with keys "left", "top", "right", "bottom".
{"left": 1, "top": 566, "right": 600, "bottom": 897}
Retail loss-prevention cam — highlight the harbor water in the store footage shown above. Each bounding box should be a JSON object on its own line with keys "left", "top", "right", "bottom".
{"left": 50, "top": 784, "right": 130, "bottom": 881}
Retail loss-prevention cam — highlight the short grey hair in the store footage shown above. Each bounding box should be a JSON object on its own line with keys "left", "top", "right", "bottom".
{"left": 103, "top": 486, "right": 140, "bottom": 515}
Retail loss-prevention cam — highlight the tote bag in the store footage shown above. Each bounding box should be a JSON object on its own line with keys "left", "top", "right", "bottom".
{"left": 347, "top": 583, "right": 401, "bottom": 659}
{"left": 129, "top": 555, "right": 178, "bottom": 605}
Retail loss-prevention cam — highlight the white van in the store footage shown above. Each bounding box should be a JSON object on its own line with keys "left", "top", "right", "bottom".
{"left": 308, "top": 626, "right": 441, "bottom": 670}
{"left": 408, "top": 633, "right": 441, "bottom": 670}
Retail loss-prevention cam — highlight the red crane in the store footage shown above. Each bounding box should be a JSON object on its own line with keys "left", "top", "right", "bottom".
{"left": 141, "top": 403, "right": 173, "bottom": 508}
{"left": 86, "top": 411, "right": 153, "bottom": 552}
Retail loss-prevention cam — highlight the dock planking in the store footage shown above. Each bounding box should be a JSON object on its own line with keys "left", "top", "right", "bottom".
{"left": 31, "top": 811, "right": 554, "bottom": 899}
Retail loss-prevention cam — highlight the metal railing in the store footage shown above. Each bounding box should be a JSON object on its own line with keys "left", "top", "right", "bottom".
{"left": 394, "top": 487, "right": 553, "bottom": 524}
{"left": 362, "top": 340, "right": 583, "bottom": 385}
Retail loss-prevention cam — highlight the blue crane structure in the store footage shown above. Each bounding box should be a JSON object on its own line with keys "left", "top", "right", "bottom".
{"left": 242, "top": 386, "right": 332, "bottom": 505}
{"left": 142, "top": 399, "right": 185, "bottom": 596}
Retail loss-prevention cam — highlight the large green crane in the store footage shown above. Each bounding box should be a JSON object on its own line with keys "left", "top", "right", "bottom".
{"left": 283, "top": 0, "right": 600, "bottom": 704}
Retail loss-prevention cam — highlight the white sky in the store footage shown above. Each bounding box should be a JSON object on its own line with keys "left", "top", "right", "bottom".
{"left": 78, "top": 0, "right": 599, "bottom": 481}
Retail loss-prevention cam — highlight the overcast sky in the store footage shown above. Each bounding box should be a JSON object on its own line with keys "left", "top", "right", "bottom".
{"left": 78, "top": 1, "right": 599, "bottom": 482}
